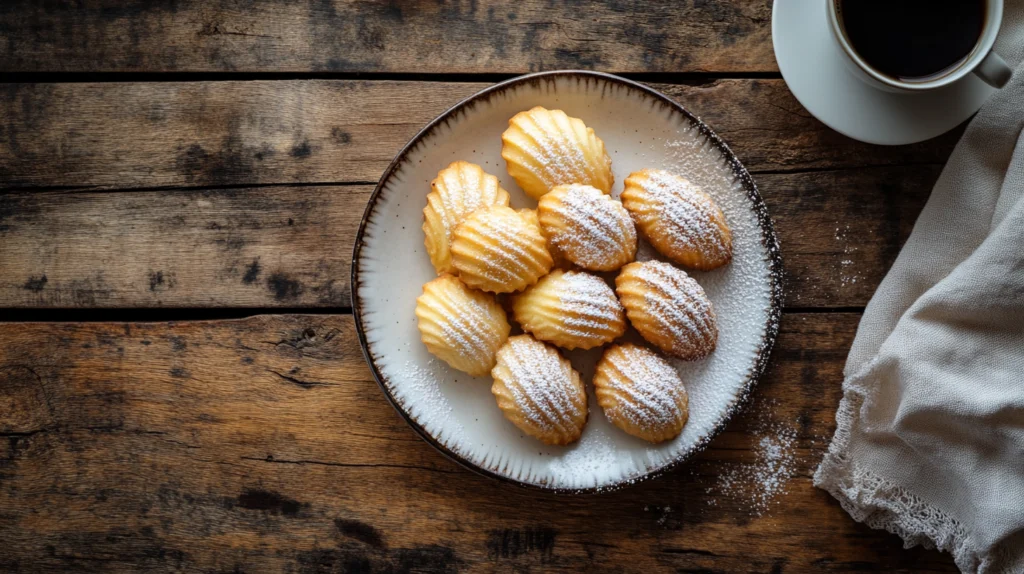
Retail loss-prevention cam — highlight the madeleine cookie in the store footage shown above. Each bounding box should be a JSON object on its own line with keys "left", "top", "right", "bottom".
{"left": 621, "top": 169, "right": 732, "bottom": 270}
{"left": 615, "top": 261, "right": 717, "bottom": 360}
{"left": 451, "top": 205, "right": 554, "bottom": 293}
{"left": 538, "top": 183, "right": 637, "bottom": 271}
{"left": 423, "top": 161, "right": 512, "bottom": 275}
{"left": 415, "top": 274, "right": 511, "bottom": 376}
{"left": 491, "top": 335, "right": 588, "bottom": 445}
{"left": 512, "top": 269, "right": 626, "bottom": 351}
{"left": 593, "top": 344, "right": 689, "bottom": 443}
{"left": 501, "top": 106, "right": 613, "bottom": 199}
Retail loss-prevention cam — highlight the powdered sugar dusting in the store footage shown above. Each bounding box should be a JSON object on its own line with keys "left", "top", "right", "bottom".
{"left": 516, "top": 109, "right": 593, "bottom": 190}
{"left": 705, "top": 406, "right": 798, "bottom": 516}
{"left": 599, "top": 345, "right": 687, "bottom": 431}
{"left": 626, "top": 261, "right": 716, "bottom": 358}
{"left": 546, "top": 424, "right": 620, "bottom": 489}
{"left": 436, "top": 293, "right": 499, "bottom": 366}
{"left": 633, "top": 169, "right": 729, "bottom": 260}
{"left": 456, "top": 206, "right": 548, "bottom": 288}
{"left": 558, "top": 271, "right": 624, "bottom": 339}
{"left": 477, "top": 210, "right": 533, "bottom": 279}
{"left": 541, "top": 184, "right": 635, "bottom": 269}
{"left": 398, "top": 359, "right": 467, "bottom": 446}
{"left": 499, "top": 337, "right": 583, "bottom": 431}
{"left": 434, "top": 162, "right": 503, "bottom": 235}
{"left": 836, "top": 225, "right": 862, "bottom": 288}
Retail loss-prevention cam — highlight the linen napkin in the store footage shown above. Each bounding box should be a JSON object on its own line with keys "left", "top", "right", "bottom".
{"left": 813, "top": 5, "right": 1024, "bottom": 573}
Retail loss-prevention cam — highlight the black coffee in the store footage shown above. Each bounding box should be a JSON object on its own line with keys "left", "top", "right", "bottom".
{"left": 837, "top": 0, "right": 985, "bottom": 80}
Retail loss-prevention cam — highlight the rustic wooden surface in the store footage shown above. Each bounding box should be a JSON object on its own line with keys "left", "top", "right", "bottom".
{"left": 0, "top": 80, "right": 955, "bottom": 190}
{"left": 0, "top": 1, "right": 961, "bottom": 572}
{"left": 0, "top": 315, "right": 956, "bottom": 573}
{"left": 0, "top": 1, "right": 776, "bottom": 74}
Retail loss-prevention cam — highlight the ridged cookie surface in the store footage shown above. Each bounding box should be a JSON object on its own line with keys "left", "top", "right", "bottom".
{"left": 501, "top": 106, "right": 612, "bottom": 199}
{"left": 594, "top": 343, "right": 689, "bottom": 443}
{"left": 538, "top": 183, "right": 637, "bottom": 271}
{"left": 451, "top": 205, "right": 553, "bottom": 293}
{"left": 416, "top": 274, "right": 511, "bottom": 376}
{"left": 491, "top": 334, "right": 588, "bottom": 445}
{"left": 423, "top": 160, "right": 511, "bottom": 275}
{"left": 615, "top": 260, "right": 717, "bottom": 360}
{"left": 621, "top": 169, "right": 732, "bottom": 270}
{"left": 512, "top": 269, "right": 625, "bottom": 351}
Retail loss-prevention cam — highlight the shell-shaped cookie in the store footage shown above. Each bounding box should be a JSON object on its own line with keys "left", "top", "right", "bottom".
{"left": 415, "top": 274, "right": 511, "bottom": 376}
{"left": 615, "top": 261, "right": 717, "bottom": 360}
{"left": 501, "top": 106, "right": 613, "bottom": 199}
{"left": 423, "top": 161, "right": 512, "bottom": 274}
{"left": 621, "top": 169, "right": 732, "bottom": 270}
{"left": 512, "top": 269, "right": 625, "bottom": 350}
{"left": 491, "top": 335, "right": 588, "bottom": 445}
{"left": 594, "top": 343, "right": 689, "bottom": 443}
{"left": 538, "top": 184, "right": 637, "bottom": 271}
{"left": 451, "top": 205, "right": 553, "bottom": 293}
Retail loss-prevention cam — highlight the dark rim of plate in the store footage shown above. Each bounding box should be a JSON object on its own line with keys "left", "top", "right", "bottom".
{"left": 350, "top": 70, "right": 785, "bottom": 494}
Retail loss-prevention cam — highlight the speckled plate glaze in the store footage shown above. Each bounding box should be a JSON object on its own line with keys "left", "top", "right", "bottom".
{"left": 352, "top": 71, "right": 783, "bottom": 492}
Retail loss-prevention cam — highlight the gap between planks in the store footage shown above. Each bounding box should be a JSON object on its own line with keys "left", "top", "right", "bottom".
{"left": 0, "top": 306, "right": 866, "bottom": 324}
{"left": 0, "top": 180, "right": 380, "bottom": 196}
{"left": 0, "top": 71, "right": 784, "bottom": 85}
{"left": 0, "top": 162, "right": 946, "bottom": 195}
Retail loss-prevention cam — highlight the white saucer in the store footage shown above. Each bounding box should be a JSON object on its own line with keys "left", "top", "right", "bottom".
{"left": 772, "top": 0, "right": 994, "bottom": 145}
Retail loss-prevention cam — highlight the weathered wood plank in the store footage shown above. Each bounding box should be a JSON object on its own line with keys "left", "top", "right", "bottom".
{"left": 0, "top": 186, "right": 364, "bottom": 308}
{"left": 0, "top": 80, "right": 957, "bottom": 190}
{"left": 0, "top": 165, "right": 938, "bottom": 309}
{"left": 0, "top": 313, "right": 956, "bottom": 572}
{"left": 769, "top": 165, "right": 941, "bottom": 308}
{"left": 0, "top": 0, "right": 775, "bottom": 74}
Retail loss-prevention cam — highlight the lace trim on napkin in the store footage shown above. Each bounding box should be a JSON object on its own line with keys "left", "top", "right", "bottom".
{"left": 813, "top": 368, "right": 1015, "bottom": 574}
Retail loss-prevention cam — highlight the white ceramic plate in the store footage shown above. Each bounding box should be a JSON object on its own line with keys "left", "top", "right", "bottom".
{"left": 773, "top": 0, "right": 993, "bottom": 146}
{"left": 352, "top": 71, "right": 783, "bottom": 492}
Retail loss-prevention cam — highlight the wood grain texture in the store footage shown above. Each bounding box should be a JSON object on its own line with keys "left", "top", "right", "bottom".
{"left": 0, "top": 80, "right": 957, "bottom": 190}
{"left": 0, "top": 2, "right": 966, "bottom": 571}
{"left": 0, "top": 165, "right": 939, "bottom": 309}
{"left": 0, "top": 313, "right": 957, "bottom": 572}
{"left": 0, "top": 186, "right": 364, "bottom": 308}
{"left": 0, "top": 0, "right": 775, "bottom": 74}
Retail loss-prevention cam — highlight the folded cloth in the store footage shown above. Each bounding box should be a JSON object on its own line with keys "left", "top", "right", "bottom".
{"left": 813, "top": 6, "right": 1024, "bottom": 573}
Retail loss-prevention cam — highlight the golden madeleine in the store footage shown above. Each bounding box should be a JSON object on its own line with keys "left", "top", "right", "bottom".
{"left": 491, "top": 334, "right": 588, "bottom": 445}
{"left": 615, "top": 261, "right": 717, "bottom": 360}
{"left": 538, "top": 184, "right": 637, "bottom": 271}
{"left": 621, "top": 169, "right": 732, "bottom": 271}
{"left": 512, "top": 269, "right": 625, "bottom": 351}
{"left": 423, "top": 161, "right": 512, "bottom": 274}
{"left": 594, "top": 343, "right": 689, "bottom": 443}
{"left": 451, "top": 205, "right": 553, "bottom": 293}
{"left": 501, "top": 106, "right": 613, "bottom": 199}
{"left": 415, "top": 274, "right": 511, "bottom": 376}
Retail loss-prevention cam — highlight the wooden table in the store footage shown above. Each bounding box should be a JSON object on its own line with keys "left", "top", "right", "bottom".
{"left": 0, "top": 2, "right": 962, "bottom": 572}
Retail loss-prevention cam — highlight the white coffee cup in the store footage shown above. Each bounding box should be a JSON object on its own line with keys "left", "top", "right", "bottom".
{"left": 827, "top": 0, "right": 1012, "bottom": 92}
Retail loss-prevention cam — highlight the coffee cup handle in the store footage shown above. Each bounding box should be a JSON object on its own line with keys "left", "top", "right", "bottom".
{"left": 975, "top": 50, "right": 1013, "bottom": 88}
